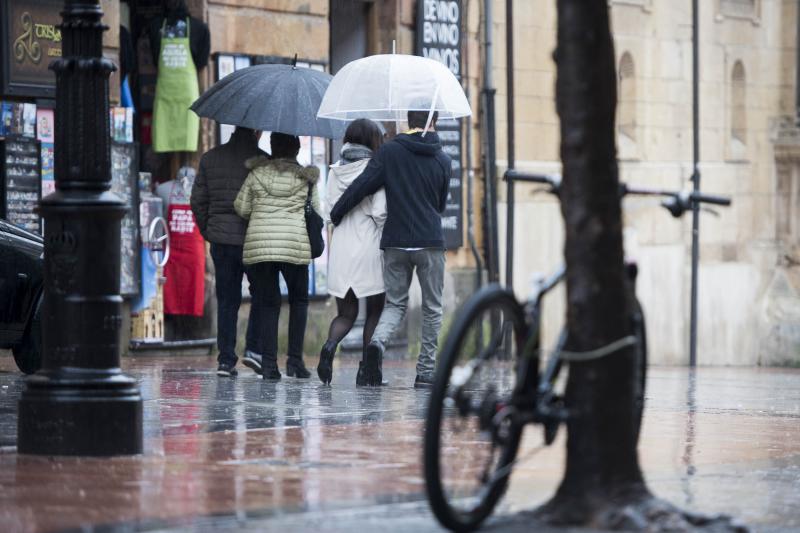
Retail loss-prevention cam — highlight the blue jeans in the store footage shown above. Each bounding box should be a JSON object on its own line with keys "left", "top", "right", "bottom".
{"left": 210, "top": 243, "right": 256, "bottom": 366}
{"left": 246, "top": 262, "right": 309, "bottom": 360}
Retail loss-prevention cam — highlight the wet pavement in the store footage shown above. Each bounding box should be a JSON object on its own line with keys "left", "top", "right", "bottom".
{"left": 0, "top": 354, "right": 798, "bottom": 532}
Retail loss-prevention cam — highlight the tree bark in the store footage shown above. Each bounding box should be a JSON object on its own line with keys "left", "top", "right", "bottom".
{"left": 542, "top": 0, "right": 649, "bottom": 524}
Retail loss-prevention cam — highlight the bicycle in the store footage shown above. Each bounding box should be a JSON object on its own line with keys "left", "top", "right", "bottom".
{"left": 423, "top": 170, "right": 731, "bottom": 531}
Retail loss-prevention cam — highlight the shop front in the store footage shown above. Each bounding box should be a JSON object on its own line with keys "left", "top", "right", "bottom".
{"left": 0, "top": 0, "right": 148, "bottom": 356}
{"left": 1, "top": 0, "right": 478, "bottom": 362}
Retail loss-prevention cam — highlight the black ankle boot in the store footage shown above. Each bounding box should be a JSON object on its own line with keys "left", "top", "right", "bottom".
{"left": 356, "top": 341, "right": 384, "bottom": 387}
{"left": 262, "top": 356, "right": 281, "bottom": 381}
{"left": 286, "top": 357, "right": 311, "bottom": 379}
{"left": 317, "top": 341, "right": 337, "bottom": 384}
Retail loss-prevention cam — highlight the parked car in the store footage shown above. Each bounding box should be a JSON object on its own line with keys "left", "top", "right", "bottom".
{"left": 0, "top": 218, "right": 43, "bottom": 374}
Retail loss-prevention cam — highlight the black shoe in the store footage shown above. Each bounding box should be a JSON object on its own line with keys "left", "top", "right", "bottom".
{"left": 216, "top": 363, "right": 238, "bottom": 377}
{"left": 355, "top": 363, "right": 389, "bottom": 386}
{"left": 317, "top": 341, "right": 337, "bottom": 384}
{"left": 356, "top": 342, "right": 384, "bottom": 387}
{"left": 414, "top": 374, "right": 434, "bottom": 389}
{"left": 262, "top": 359, "right": 281, "bottom": 381}
{"left": 242, "top": 351, "right": 263, "bottom": 375}
{"left": 286, "top": 357, "right": 311, "bottom": 379}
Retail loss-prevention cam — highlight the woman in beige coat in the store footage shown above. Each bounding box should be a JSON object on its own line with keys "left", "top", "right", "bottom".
{"left": 317, "top": 119, "right": 387, "bottom": 385}
{"left": 234, "top": 133, "right": 320, "bottom": 380}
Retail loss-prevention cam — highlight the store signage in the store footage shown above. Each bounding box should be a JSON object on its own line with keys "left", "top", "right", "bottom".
{"left": 416, "top": 0, "right": 461, "bottom": 75}
{"left": 1, "top": 0, "right": 63, "bottom": 97}
{"left": 416, "top": 0, "right": 464, "bottom": 249}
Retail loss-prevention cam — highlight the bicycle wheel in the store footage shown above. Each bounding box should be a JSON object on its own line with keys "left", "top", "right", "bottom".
{"left": 632, "top": 298, "right": 647, "bottom": 442}
{"left": 424, "top": 285, "right": 530, "bottom": 532}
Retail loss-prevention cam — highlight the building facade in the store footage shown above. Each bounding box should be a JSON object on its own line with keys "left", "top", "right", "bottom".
{"left": 492, "top": 0, "right": 799, "bottom": 365}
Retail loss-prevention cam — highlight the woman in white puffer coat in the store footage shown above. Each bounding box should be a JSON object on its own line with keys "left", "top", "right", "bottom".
{"left": 317, "top": 119, "right": 387, "bottom": 385}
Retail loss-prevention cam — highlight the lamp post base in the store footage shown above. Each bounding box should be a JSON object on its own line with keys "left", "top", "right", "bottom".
{"left": 18, "top": 370, "right": 142, "bottom": 456}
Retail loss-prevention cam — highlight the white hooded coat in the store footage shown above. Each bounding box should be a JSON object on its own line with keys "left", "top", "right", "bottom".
{"left": 325, "top": 156, "right": 387, "bottom": 298}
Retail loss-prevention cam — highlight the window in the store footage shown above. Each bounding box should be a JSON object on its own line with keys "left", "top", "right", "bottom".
{"left": 721, "top": 0, "right": 757, "bottom": 17}
{"left": 731, "top": 61, "right": 746, "bottom": 145}
{"left": 609, "top": 0, "right": 652, "bottom": 11}
{"left": 717, "top": 0, "right": 761, "bottom": 24}
{"left": 618, "top": 52, "right": 636, "bottom": 140}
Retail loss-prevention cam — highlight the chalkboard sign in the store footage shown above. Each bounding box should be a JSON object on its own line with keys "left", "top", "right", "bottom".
{"left": 110, "top": 141, "right": 140, "bottom": 296}
{"left": 0, "top": 136, "right": 41, "bottom": 234}
{"left": 437, "top": 120, "right": 463, "bottom": 249}
{"left": 416, "top": 0, "right": 464, "bottom": 249}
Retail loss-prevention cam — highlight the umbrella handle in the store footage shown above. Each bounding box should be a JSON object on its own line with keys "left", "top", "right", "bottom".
{"left": 423, "top": 83, "right": 441, "bottom": 136}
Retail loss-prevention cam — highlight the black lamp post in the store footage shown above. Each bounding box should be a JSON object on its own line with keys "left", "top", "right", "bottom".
{"left": 17, "top": 0, "right": 142, "bottom": 456}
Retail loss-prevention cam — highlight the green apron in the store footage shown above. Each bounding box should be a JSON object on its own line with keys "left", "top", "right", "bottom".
{"left": 153, "top": 18, "right": 200, "bottom": 153}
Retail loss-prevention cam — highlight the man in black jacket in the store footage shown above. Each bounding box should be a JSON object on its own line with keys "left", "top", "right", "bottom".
{"left": 191, "top": 127, "right": 266, "bottom": 377}
{"left": 330, "top": 110, "right": 451, "bottom": 388}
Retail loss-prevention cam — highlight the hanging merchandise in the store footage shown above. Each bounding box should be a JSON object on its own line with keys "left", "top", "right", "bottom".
{"left": 152, "top": 18, "right": 199, "bottom": 152}
{"left": 162, "top": 168, "right": 204, "bottom": 316}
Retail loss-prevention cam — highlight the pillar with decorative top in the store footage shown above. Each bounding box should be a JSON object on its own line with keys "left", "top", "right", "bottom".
{"left": 17, "top": 0, "right": 143, "bottom": 456}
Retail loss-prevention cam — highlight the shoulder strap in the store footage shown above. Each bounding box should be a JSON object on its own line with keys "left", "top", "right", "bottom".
{"left": 305, "top": 182, "right": 313, "bottom": 206}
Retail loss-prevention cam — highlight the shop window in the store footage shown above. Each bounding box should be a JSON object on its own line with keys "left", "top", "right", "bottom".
{"left": 618, "top": 52, "right": 636, "bottom": 141}
{"left": 731, "top": 60, "right": 746, "bottom": 146}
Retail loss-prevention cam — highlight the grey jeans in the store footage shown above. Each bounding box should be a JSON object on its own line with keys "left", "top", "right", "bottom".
{"left": 371, "top": 248, "right": 445, "bottom": 378}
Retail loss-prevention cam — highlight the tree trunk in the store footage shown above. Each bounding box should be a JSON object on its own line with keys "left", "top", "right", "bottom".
{"left": 542, "top": 0, "right": 649, "bottom": 524}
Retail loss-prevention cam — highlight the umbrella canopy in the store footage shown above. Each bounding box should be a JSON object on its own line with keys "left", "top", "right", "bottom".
{"left": 191, "top": 64, "right": 347, "bottom": 139}
{"left": 317, "top": 54, "right": 472, "bottom": 122}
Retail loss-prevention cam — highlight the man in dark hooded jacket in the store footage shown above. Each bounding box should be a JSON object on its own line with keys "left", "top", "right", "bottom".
{"left": 330, "top": 110, "right": 451, "bottom": 388}
{"left": 191, "top": 127, "right": 266, "bottom": 377}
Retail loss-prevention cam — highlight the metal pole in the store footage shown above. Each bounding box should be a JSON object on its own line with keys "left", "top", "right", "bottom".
{"left": 464, "top": 0, "right": 484, "bottom": 289}
{"left": 483, "top": 0, "right": 500, "bottom": 284}
{"left": 689, "top": 0, "right": 700, "bottom": 367}
{"left": 796, "top": 0, "right": 800, "bottom": 125}
{"left": 17, "top": 0, "right": 143, "bottom": 455}
{"left": 505, "top": 0, "right": 516, "bottom": 290}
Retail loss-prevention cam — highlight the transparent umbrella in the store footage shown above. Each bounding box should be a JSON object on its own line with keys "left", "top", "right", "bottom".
{"left": 317, "top": 54, "right": 471, "bottom": 127}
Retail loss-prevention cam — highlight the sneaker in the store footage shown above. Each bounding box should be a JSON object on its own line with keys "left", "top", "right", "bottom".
{"left": 286, "top": 357, "right": 311, "bottom": 379}
{"left": 216, "top": 363, "right": 238, "bottom": 377}
{"left": 414, "top": 374, "right": 434, "bottom": 389}
{"left": 356, "top": 341, "right": 384, "bottom": 387}
{"left": 242, "top": 351, "right": 263, "bottom": 375}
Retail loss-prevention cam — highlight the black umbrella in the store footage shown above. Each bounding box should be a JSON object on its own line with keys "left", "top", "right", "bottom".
{"left": 190, "top": 63, "right": 347, "bottom": 139}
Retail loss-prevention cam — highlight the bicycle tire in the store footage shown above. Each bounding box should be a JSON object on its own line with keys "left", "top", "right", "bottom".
{"left": 424, "top": 285, "right": 529, "bottom": 532}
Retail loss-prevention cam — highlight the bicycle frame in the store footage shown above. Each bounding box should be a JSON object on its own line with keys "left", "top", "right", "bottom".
{"left": 512, "top": 258, "right": 641, "bottom": 435}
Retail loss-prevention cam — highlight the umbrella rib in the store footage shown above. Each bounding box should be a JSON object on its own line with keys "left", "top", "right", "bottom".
{"left": 224, "top": 69, "right": 269, "bottom": 125}
{"left": 332, "top": 63, "right": 356, "bottom": 120}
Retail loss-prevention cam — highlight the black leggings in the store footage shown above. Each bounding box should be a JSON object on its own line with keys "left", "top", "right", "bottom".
{"left": 326, "top": 289, "right": 386, "bottom": 350}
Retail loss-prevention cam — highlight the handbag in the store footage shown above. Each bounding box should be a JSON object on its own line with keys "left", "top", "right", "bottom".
{"left": 305, "top": 182, "right": 325, "bottom": 259}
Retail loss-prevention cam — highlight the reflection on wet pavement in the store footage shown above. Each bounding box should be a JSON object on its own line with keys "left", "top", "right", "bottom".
{"left": 0, "top": 356, "right": 798, "bottom": 532}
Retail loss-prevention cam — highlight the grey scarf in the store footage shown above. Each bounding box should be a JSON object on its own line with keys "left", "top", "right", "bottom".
{"left": 340, "top": 142, "right": 373, "bottom": 165}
